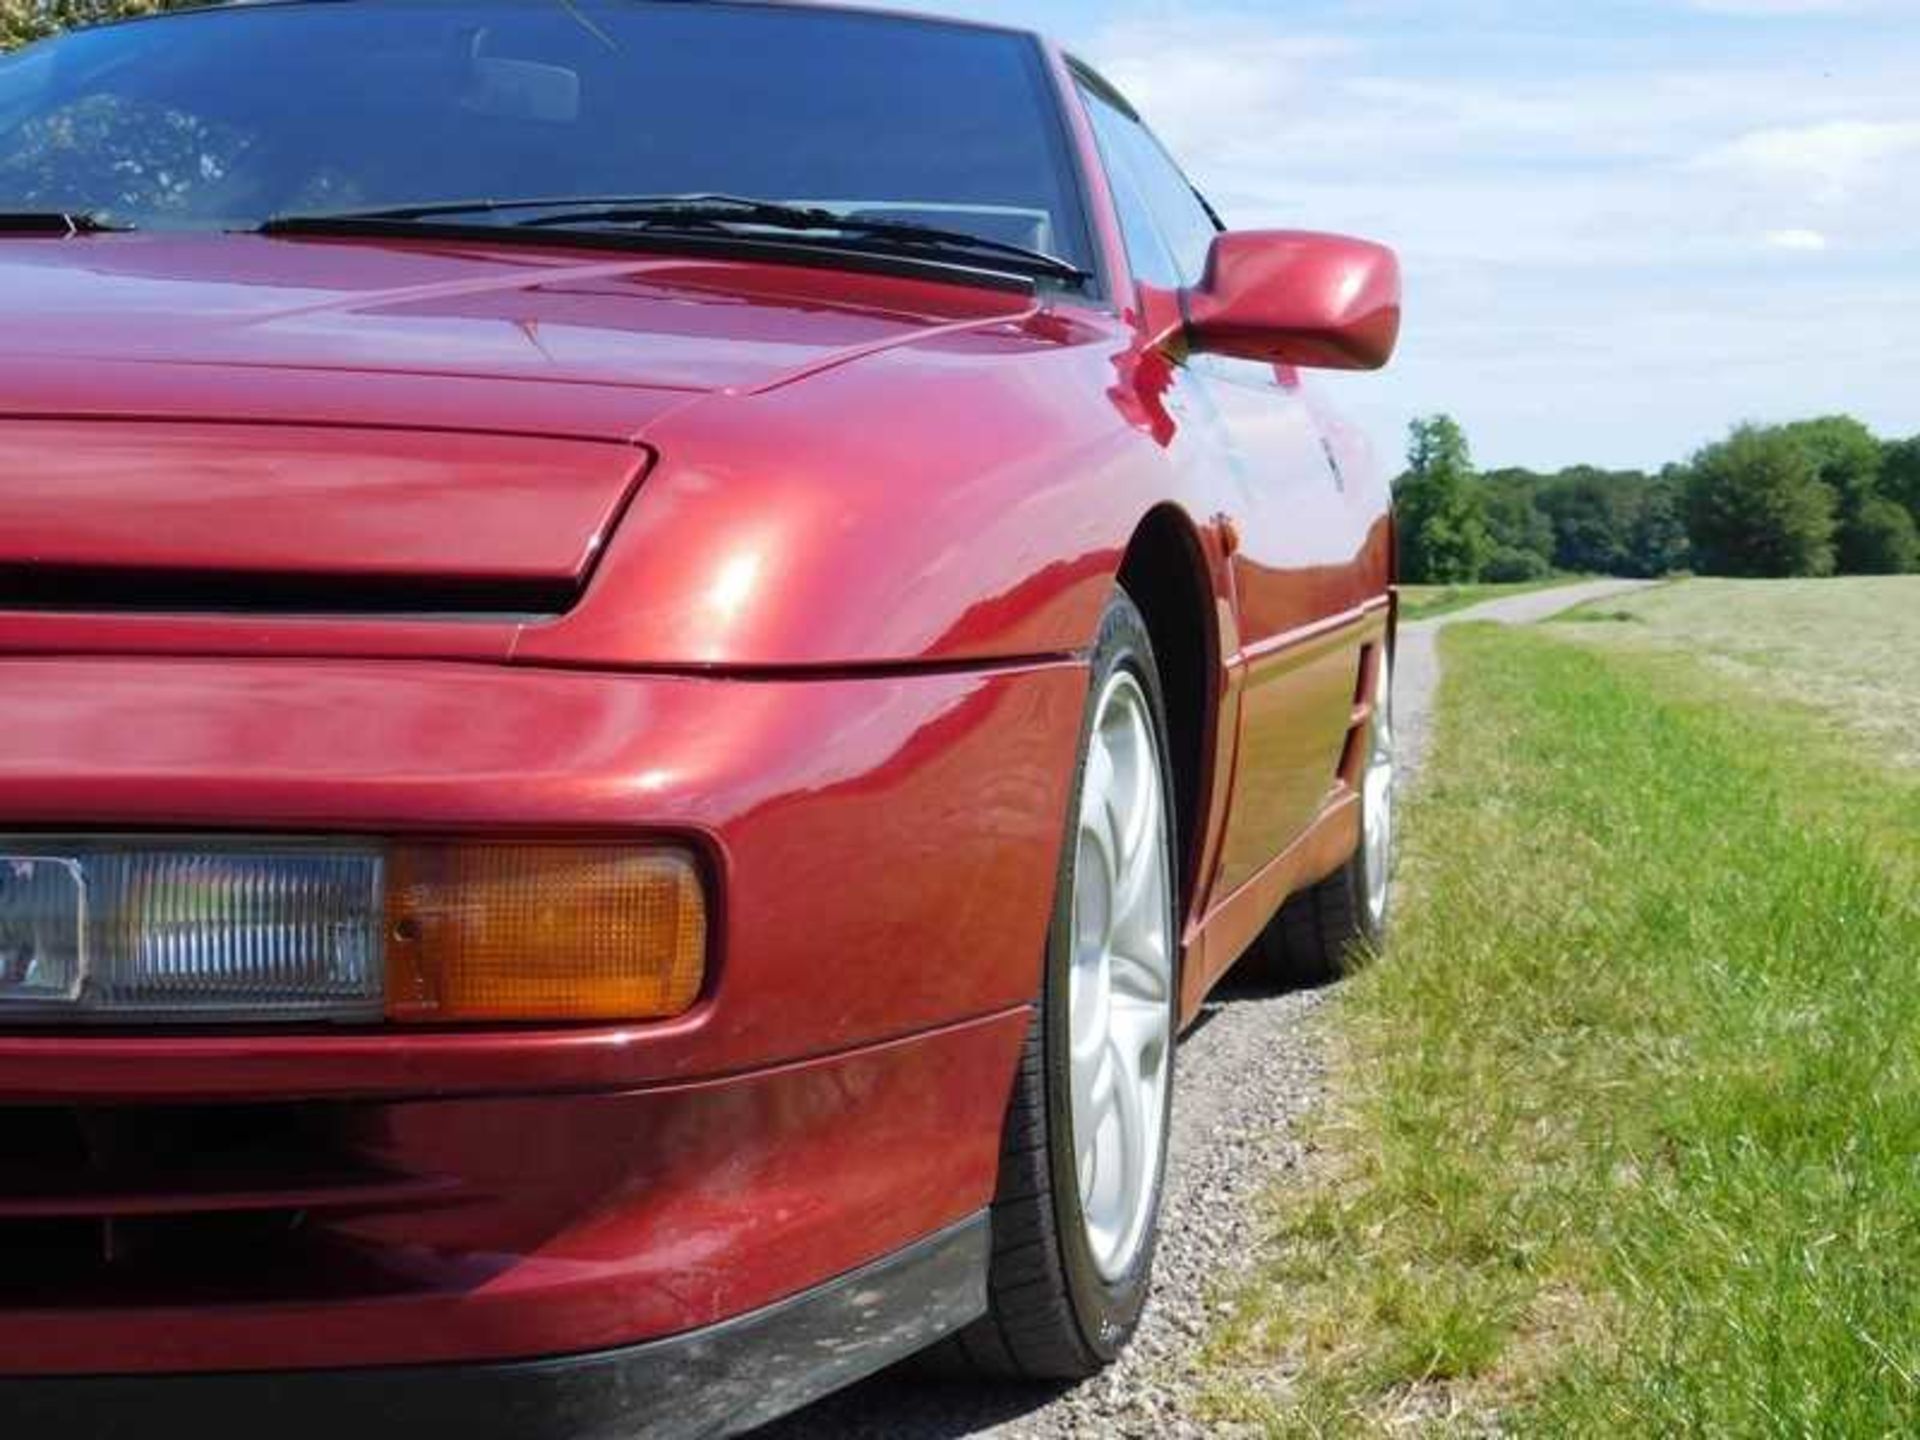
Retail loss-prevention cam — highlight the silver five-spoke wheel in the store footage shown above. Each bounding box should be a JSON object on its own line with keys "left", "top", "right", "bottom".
{"left": 1068, "top": 668, "right": 1174, "bottom": 1283}
{"left": 945, "top": 590, "right": 1175, "bottom": 1379}
{"left": 1360, "top": 655, "right": 1395, "bottom": 931}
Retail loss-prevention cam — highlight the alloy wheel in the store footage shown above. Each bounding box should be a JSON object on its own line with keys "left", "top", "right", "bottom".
{"left": 1361, "top": 656, "right": 1396, "bottom": 930}
{"left": 1067, "top": 669, "right": 1175, "bottom": 1283}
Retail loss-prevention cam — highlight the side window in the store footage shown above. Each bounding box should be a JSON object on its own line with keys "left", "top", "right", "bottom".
{"left": 1077, "top": 79, "right": 1221, "bottom": 287}
{"left": 1077, "top": 84, "right": 1180, "bottom": 289}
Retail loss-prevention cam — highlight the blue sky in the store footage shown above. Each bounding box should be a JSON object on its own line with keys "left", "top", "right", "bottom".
{"left": 888, "top": 0, "right": 1919, "bottom": 474}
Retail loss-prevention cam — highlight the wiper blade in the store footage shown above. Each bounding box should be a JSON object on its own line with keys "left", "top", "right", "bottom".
{"left": 260, "top": 195, "right": 690, "bottom": 226}
{"left": 0, "top": 210, "right": 134, "bottom": 235}
{"left": 261, "top": 193, "right": 1091, "bottom": 285}
{"left": 525, "top": 196, "right": 1092, "bottom": 285}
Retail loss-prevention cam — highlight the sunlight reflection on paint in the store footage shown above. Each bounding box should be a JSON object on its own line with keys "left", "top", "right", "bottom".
{"left": 709, "top": 550, "right": 764, "bottom": 626}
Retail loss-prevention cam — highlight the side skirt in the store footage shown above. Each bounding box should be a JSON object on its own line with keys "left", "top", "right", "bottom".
{"left": 1179, "top": 790, "right": 1362, "bottom": 1025}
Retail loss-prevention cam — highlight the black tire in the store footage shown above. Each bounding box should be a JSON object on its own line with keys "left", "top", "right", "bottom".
{"left": 937, "top": 587, "right": 1179, "bottom": 1380}
{"left": 1251, "top": 658, "right": 1394, "bottom": 988}
{"left": 1252, "top": 851, "right": 1377, "bottom": 988}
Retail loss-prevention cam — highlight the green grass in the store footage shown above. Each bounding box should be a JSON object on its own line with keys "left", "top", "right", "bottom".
{"left": 1201, "top": 613, "right": 1920, "bottom": 1435}
{"left": 1553, "top": 576, "right": 1920, "bottom": 770}
{"left": 1399, "top": 576, "right": 1589, "bottom": 623}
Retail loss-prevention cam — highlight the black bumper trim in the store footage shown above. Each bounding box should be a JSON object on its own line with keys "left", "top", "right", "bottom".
{"left": 0, "top": 1212, "right": 989, "bottom": 1440}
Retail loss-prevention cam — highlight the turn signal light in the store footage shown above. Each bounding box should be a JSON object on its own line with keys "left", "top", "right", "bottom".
{"left": 384, "top": 844, "right": 706, "bottom": 1023}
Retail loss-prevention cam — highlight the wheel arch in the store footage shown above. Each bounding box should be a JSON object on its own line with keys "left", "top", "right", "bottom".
{"left": 1117, "top": 505, "right": 1221, "bottom": 929}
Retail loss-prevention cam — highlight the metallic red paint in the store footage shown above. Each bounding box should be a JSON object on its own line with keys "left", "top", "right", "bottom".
{"left": 1183, "top": 230, "right": 1404, "bottom": 373}
{"left": 0, "top": 11, "right": 1400, "bottom": 1409}
{"left": 0, "top": 659, "right": 1083, "bottom": 1090}
{"left": 0, "top": 230, "right": 1389, "bottom": 672}
{"left": 5, "top": 1011, "right": 1030, "bottom": 1373}
{"left": 0, "top": 419, "right": 646, "bottom": 588}
{"left": 0, "top": 657, "right": 1073, "bottom": 1373}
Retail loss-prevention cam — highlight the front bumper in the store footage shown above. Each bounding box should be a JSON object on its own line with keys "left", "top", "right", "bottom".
{"left": 0, "top": 656, "right": 1076, "bottom": 1377}
{"left": 0, "top": 1213, "right": 989, "bottom": 1440}
{"left": 0, "top": 654, "right": 1086, "bottom": 1090}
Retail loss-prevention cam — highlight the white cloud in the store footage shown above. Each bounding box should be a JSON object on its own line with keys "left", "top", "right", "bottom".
{"left": 1092, "top": 15, "right": 1918, "bottom": 249}
{"left": 1696, "top": 120, "right": 1920, "bottom": 203}
{"left": 1090, "top": 18, "right": 1353, "bottom": 161}
{"left": 1074, "top": 3, "right": 1920, "bottom": 468}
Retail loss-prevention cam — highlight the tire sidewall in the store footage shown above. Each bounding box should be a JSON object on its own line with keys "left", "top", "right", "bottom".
{"left": 1042, "top": 590, "right": 1180, "bottom": 1359}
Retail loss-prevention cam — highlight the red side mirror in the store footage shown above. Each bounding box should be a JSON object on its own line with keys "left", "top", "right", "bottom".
{"left": 1183, "top": 230, "right": 1402, "bottom": 371}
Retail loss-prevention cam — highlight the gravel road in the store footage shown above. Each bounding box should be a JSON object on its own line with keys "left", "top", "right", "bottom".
{"left": 759, "top": 579, "right": 1652, "bottom": 1440}
{"left": 1392, "top": 579, "right": 1653, "bottom": 789}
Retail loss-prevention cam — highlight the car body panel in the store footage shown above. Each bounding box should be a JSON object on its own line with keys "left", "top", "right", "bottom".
{"left": 0, "top": 418, "right": 647, "bottom": 593}
{"left": 0, "top": 4, "right": 1397, "bottom": 1414}
{"left": 0, "top": 1009, "right": 1027, "bottom": 1373}
{"left": 0, "top": 235, "right": 1036, "bottom": 404}
{"left": 0, "top": 657, "right": 1084, "bottom": 1090}
{"left": 0, "top": 235, "right": 1388, "bottom": 677}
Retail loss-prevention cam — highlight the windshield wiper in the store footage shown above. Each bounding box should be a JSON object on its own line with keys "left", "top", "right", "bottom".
{"left": 0, "top": 210, "right": 134, "bottom": 236}
{"left": 261, "top": 193, "right": 1090, "bottom": 286}
{"left": 530, "top": 197, "right": 1091, "bottom": 284}
{"left": 263, "top": 194, "right": 712, "bottom": 225}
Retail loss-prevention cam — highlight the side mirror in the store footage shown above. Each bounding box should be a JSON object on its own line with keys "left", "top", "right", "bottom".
{"left": 1182, "top": 230, "right": 1402, "bottom": 371}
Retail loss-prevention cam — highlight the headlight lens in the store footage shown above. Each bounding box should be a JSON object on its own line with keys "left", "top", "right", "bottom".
{"left": 0, "top": 840, "right": 705, "bottom": 1025}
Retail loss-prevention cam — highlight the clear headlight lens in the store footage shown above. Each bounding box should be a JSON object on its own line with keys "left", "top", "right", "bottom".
{"left": 0, "top": 840, "right": 705, "bottom": 1025}
{"left": 2, "top": 844, "right": 383, "bottom": 1021}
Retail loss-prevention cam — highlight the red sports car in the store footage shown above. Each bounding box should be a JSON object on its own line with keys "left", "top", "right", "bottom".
{"left": 0, "top": 2, "right": 1399, "bottom": 1434}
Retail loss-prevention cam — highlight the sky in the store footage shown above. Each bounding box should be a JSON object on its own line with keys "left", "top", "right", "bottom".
{"left": 883, "top": 0, "right": 1920, "bottom": 474}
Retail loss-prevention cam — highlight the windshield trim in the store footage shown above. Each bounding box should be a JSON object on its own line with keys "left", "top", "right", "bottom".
{"left": 1038, "top": 44, "right": 1122, "bottom": 312}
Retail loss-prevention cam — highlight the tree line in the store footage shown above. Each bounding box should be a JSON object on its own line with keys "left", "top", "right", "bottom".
{"left": 1395, "top": 414, "right": 1920, "bottom": 584}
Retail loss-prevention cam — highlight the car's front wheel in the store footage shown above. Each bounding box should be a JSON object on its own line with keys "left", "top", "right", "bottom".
{"left": 943, "top": 587, "right": 1179, "bottom": 1379}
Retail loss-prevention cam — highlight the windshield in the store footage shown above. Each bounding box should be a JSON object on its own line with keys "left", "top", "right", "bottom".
{"left": 0, "top": 0, "right": 1093, "bottom": 272}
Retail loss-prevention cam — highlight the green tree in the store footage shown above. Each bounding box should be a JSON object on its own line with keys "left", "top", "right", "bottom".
{"left": 1483, "top": 546, "right": 1552, "bottom": 582}
{"left": 1782, "top": 415, "right": 1891, "bottom": 574}
{"left": 1684, "top": 425, "right": 1837, "bottom": 578}
{"left": 1841, "top": 497, "right": 1919, "bottom": 574}
{"left": 1537, "top": 467, "right": 1644, "bottom": 574}
{"left": 1394, "top": 415, "right": 1492, "bottom": 584}
{"left": 1479, "top": 470, "right": 1557, "bottom": 571}
{"left": 1627, "top": 473, "right": 1691, "bottom": 577}
{"left": 1882, "top": 436, "right": 1920, "bottom": 526}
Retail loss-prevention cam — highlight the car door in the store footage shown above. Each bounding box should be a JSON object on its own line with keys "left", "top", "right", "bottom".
{"left": 1076, "top": 75, "right": 1371, "bottom": 905}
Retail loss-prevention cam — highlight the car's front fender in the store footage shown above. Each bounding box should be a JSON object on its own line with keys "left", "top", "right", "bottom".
{"left": 516, "top": 310, "right": 1193, "bottom": 670}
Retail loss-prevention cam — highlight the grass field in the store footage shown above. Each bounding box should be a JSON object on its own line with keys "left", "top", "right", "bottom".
{"left": 1202, "top": 576, "right": 1920, "bottom": 1435}
{"left": 1554, "top": 576, "right": 1920, "bottom": 769}
{"left": 1398, "top": 576, "right": 1591, "bottom": 623}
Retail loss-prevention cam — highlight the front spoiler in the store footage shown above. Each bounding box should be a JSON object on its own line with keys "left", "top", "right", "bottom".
{"left": 0, "top": 1213, "right": 988, "bottom": 1440}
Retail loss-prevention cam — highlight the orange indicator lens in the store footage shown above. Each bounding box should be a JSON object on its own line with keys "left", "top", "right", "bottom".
{"left": 384, "top": 845, "right": 706, "bottom": 1023}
